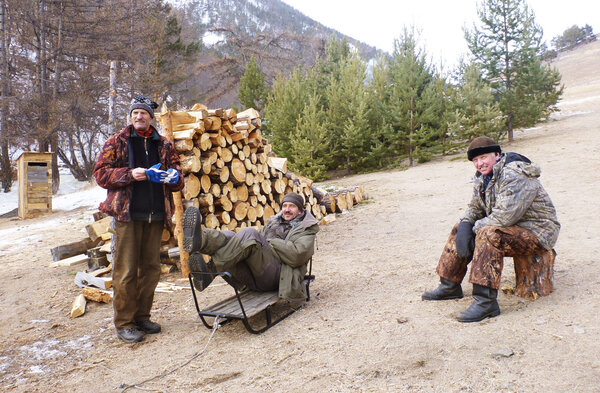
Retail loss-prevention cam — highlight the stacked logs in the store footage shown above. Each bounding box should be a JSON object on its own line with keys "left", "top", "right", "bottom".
{"left": 158, "top": 105, "right": 366, "bottom": 235}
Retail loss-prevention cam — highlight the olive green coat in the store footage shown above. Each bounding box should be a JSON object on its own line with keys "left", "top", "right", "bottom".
{"left": 262, "top": 211, "right": 319, "bottom": 300}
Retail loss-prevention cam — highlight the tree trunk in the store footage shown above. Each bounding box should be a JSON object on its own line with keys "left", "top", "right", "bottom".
{"left": 108, "top": 60, "right": 117, "bottom": 135}
{"left": 0, "top": 0, "right": 11, "bottom": 192}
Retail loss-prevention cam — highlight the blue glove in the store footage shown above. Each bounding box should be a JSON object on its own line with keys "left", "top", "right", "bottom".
{"left": 145, "top": 163, "right": 168, "bottom": 183}
{"left": 163, "top": 168, "right": 179, "bottom": 185}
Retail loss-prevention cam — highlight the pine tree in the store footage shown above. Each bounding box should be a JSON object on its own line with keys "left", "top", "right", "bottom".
{"left": 464, "top": 0, "right": 563, "bottom": 141}
{"left": 238, "top": 55, "right": 268, "bottom": 112}
{"left": 324, "top": 54, "right": 369, "bottom": 169}
{"left": 388, "top": 27, "right": 433, "bottom": 166}
{"left": 449, "top": 63, "right": 504, "bottom": 144}
{"left": 263, "top": 67, "right": 309, "bottom": 159}
{"left": 288, "top": 92, "right": 329, "bottom": 181}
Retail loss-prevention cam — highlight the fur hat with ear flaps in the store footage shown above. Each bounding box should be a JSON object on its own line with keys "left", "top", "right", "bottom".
{"left": 467, "top": 136, "right": 501, "bottom": 161}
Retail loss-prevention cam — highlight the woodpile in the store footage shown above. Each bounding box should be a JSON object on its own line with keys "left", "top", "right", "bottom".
{"left": 158, "top": 104, "right": 367, "bottom": 276}
{"left": 159, "top": 105, "right": 366, "bottom": 230}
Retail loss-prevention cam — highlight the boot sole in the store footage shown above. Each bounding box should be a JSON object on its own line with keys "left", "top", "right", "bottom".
{"left": 188, "top": 253, "right": 215, "bottom": 292}
{"left": 422, "top": 294, "right": 464, "bottom": 301}
{"left": 183, "top": 207, "right": 202, "bottom": 253}
{"left": 116, "top": 330, "right": 144, "bottom": 343}
{"left": 456, "top": 309, "right": 501, "bottom": 323}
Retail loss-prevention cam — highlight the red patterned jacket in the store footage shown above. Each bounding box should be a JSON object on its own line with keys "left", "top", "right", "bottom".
{"left": 93, "top": 125, "right": 184, "bottom": 227}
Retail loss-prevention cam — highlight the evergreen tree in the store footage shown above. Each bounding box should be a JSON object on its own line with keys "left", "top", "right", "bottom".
{"left": 238, "top": 55, "right": 268, "bottom": 112}
{"left": 449, "top": 63, "right": 504, "bottom": 144}
{"left": 288, "top": 92, "right": 329, "bottom": 181}
{"left": 324, "top": 54, "right": 368, "bottom": 169}
{"left": 417, "top": 72, "right": 454, "bottom": 159}
{"left": 464, "top": 0, "right": 563, "bottom": 141}
{"left": 388, "top": 27, "right": 433, "bottom": 166}
{"left": 365, "top": 54, "right": 394, "bottom": 167}
{"left": 263, "top": 67, "right": 309, "bottom": 159}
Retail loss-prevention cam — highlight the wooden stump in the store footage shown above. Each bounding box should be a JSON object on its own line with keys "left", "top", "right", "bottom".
{"left": 513, "top": 249, "right": 555, "bottom": 298}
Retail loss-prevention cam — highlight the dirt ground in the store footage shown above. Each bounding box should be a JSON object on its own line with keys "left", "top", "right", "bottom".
{"left": 1, "top": 41, "right": 599, "bottom": 393}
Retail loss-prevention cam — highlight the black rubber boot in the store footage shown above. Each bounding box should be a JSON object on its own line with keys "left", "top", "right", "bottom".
{"left": 457, "top": 284, "right": 501, "bottom": 323}
{"left": 183, "top": 207, "right": 204, "bottom": 253}
{"left": 422, "top": 277, "right": 464, "bottom": 300}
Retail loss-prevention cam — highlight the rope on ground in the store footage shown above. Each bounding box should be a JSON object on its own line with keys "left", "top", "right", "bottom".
{"left": 119, "top": 316, "right": 221, "bottom": 393}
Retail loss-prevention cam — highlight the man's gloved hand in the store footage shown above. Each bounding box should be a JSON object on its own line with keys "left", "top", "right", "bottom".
{"left": 163, "top": 168, "right": 179, "bottom": 185}
{"left": 145, "top": 163, "right": 168, "bottom": 183}
{"left": 456, "top": 221, "right": 475, "bottom": 260}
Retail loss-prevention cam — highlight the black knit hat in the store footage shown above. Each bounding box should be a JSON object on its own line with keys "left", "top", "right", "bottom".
{"left": 282, "top": 192, "right": 304, "bottom": 211}
{"left": 130, "top": 95, "right": 158, "bottom": 118}
{"left": 467, "top": 136, "right": 502, "bottom": 161}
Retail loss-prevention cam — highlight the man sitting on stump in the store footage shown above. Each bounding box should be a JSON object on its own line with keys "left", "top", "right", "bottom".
{"left": 182, "top": 192, "right": 319, "bottom": 300}
{"left": 422, "top": 136, "right": 560, "bottom": 322}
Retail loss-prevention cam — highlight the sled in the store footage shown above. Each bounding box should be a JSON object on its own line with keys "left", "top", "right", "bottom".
{"left": 188, "top": 258, "right": 314, "bottom": 334}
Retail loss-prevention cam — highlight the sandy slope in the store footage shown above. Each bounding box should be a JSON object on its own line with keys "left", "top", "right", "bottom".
{"left": 0, "top": 41, "right": 599, "bottom": 393}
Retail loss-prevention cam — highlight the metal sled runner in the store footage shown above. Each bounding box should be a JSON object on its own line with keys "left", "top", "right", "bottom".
{"left": 188, "top": 258, "right": 314, "bottom": 334}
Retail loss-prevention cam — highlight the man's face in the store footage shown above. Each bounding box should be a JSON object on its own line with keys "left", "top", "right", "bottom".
{"left": 130, "top": 109, "right": 152, "bottom": 132}
{"left": 472, "top": 152, "right": 500, "bottom": 176}
{"left": 282, "top": 202, "right": 301, "bottom": 221}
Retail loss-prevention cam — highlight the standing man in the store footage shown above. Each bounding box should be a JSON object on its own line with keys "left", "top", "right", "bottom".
{"left": 183, "top": 192, "right": 319, "bottom": 301}
{"left": 94, "top": 95, "right": 184, "bottom": 343}
{"left": 422, "top": 136, "right": 560, "bottom": 322}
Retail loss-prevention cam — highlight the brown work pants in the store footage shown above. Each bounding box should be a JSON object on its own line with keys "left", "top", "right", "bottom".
{"left": 113, "top": 220, "right": 163, "bottom": 330}
{"left": 436, "top": 224, "right": 546, "bottom": 290}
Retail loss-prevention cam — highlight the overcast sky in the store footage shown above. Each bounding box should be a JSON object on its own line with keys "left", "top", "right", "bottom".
{"left": 280, "top": 0, "right": 600, "bottom": 68}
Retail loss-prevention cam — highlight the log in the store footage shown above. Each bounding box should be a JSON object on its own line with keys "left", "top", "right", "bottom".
{"left": 513, "top": 249, "right": 555, "bottom": 298}
{"left": 74, "top": 271, "right": 112, "bottom": 290}
{"left": 174, "top": 139, "right": 194, "bottom": 152}
{"left": 216, "top": 210, "right": 231, "bottom": 224}
{"left": 230, "top": 158, "right": 246, "bottom": 185}
{"left": 236, "top": 184, "right": 248, "bottom": 201}
{"left": 158, "top": 109, "right": 189, "bottom": 278}
{"left": 180, "top": 154, "right": 201, "bottom": 174}
{"left": 205, "top": 213, "right": 220, "bottom": 229}
{"left": 209, "top": 165, "right": 229, "bottom": 183}
{"left": 215, "top": 194, "right": 233, "bottom": 212}
{"left": 198, "top": 193, "right": 214, "bottom": 208}
{"left": 196, "top": 132, "right": 212, "bottom": 151}
{"left": 335, "top": 195, "right": 348, "bottom": 212}
{"left": 82, "top": 287, "right": 111, "bottom": 304}
{"left": 232, "top": 201, "right": 249, "bottom": 221}
{"left": 200, "top": 175, "right": 212, "bottom": 193}
{"left": 50, "top": 238, "right": 96, "bottom": 262}
{"left": 237, "top": 108, "right": 260, "bottom": 119}
{"left": 183, "top": 173, "right": 200, "bottom": 200}
{"left": 70, "top": 294, "right": 86, "bottom": 318}
{"left": 173, "top": 129, "right": 196, "bottom": 140}
{"left": 85, "top": 216, "right": 112, "bottom": 242}
{"left": 48, "top": 254, "right": 89, "bottom": 268}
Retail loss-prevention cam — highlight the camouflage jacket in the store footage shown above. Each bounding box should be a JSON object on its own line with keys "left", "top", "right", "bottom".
{"left": 93, "top": 125, "right": 184, "bottom": 226}
{"left": 461, "top": 153, "right": 560, "bottom": 250}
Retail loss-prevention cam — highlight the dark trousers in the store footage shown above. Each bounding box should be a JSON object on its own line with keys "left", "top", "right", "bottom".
{"left": 436, "top": 224, "right": 545, "bottom": 290}
{"left": 202, "top": 227, "right": 281, "bottom": 291}
{"left": 113, "top": 220, "right": 163, "bottom": 329}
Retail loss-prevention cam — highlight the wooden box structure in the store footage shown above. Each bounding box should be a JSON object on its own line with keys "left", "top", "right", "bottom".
{"left": 17, "top": 152, "right": 53, "bottom": 219}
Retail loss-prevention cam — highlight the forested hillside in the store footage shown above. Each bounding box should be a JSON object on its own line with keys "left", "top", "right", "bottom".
{"left": 170, "top": 0, "right": 379, "bottom": 107}
{"left": 0, "top": 0, "right": 378, "bottom": 193}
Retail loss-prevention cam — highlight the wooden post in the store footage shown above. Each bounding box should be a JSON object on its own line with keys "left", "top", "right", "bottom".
{"left": 159, "top": 108, "right": 189, "bottom": 278}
